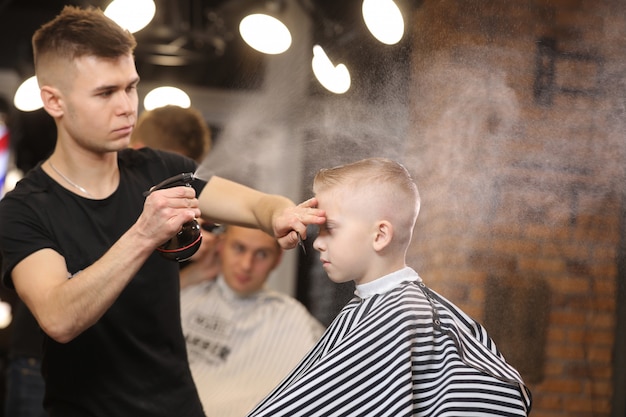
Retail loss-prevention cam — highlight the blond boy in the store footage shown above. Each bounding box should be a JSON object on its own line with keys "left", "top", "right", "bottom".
{"left": 248, "top": 157, "right": 532, "bottom": 417}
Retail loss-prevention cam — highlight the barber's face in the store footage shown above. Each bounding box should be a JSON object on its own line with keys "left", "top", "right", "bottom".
{"left": 58, "top": 54, "right": 139, "bottom": 152}
{"left": 219, "top": 226, "right": 282, "bottom": 296}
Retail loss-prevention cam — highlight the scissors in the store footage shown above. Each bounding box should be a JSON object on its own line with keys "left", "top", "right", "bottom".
{"left": 296, "top": 231, "right": 306, "bottom": 255}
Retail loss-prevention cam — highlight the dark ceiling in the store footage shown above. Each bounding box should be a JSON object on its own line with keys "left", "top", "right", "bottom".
{"left": 0, "top": 0, "right": 265, "bottom": 89}
{"left": 0, "top": 0, "right": 391, "bottom": 91}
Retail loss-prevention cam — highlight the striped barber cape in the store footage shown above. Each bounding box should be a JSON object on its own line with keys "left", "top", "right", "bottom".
{"left": 247, "top": 267, "right": 532, "bottom": 417}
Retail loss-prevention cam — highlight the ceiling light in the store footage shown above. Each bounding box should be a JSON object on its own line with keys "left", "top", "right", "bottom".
{"left": 239, "top": 14, "right": 292, "bottom": 55}
{"left": 13, "top": 76, "right": 43, "bottom": 112}
{"left": 362, "top": 0, "right": 404, "bottom": 45}
{"left": 143, "top": 86, "right": 191, "bottom": 110}
{"left": 312, "top": 45, "right": 351, "bottom": 94}
{"left": 0, "top": 300, "right": 11, "bottom": 329}
{"left": 104, "top": 0, "right": 156, "bottom": 34}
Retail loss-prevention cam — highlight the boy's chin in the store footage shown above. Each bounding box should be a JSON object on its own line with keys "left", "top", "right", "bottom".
{"left": 327, "top": 274, "right": 351, "bottom": 284}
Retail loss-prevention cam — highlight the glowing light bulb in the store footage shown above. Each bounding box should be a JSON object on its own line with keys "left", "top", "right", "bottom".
{"left": 14, "top": 76, "right": 43, "bottom": 112}
{"left": 312, "top": 45, "right": 351, "bottom": 94}
{"left": 105, "top": 0, "right": 156, "bottom": 33}
{"left": 143, "top": 87, "right": 191, "bottom": 111}
{"left": 239, "top": 14, "right": 292, "bottom": 55}
{"left": 0, "top": 301, "right": 12, "bottom": 329}
{"left": 362, "top": 0, "right": 404, "bottom": 45}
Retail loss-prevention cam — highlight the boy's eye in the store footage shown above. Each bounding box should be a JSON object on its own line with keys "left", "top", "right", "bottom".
{"left": 319, "top": 224, "right": 333, "bottom": 235}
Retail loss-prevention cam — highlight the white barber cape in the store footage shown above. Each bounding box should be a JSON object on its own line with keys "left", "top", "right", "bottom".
{"left": 181, "top": 277, "right": 325, "bottom": 417}
{"left": 247, "top": 267, "right": 532, "bottom": 417}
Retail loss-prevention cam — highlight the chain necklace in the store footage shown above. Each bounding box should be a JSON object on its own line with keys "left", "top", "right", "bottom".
{"left": 48, "top": 161, "right": 94, "bottom": 198}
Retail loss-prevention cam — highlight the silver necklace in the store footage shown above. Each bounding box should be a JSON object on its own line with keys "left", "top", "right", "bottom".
{"left": 48, "top": 161, "right": 94, "bottom": 198}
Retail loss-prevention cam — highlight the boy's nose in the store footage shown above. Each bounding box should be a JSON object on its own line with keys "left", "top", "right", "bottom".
{"left": 312, "top": 235, "right": 324, "bottom": 252}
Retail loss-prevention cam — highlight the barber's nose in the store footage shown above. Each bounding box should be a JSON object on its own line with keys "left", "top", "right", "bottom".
{"left": 118, "top": 91, "right": 136, "bottom": 115}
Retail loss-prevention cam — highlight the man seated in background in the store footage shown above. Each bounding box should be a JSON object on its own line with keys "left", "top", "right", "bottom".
{"left": 181, "top": 225, "right": 325, "bottom": 417}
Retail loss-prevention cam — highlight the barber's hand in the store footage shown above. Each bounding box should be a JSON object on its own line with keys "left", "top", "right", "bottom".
{"left": 137, "top": 186, "right": 201, "bottom": 247}
{"left": 273, "top": 197, "right": 325, "bottom": 250}
{"left": 180, "top": 251, "right": 221, "bottom": 289}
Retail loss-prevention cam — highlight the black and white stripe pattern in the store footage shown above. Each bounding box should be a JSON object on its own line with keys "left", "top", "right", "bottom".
{"left": 247, "top": 269, "right": 531, "bottom": 417}
{"left": 180, "top": 278, "right": 326, "bottom": 416}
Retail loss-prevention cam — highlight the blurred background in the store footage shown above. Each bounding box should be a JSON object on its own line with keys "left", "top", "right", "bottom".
{"left": 0, "top": 1, "right": 625, "bottom": 416}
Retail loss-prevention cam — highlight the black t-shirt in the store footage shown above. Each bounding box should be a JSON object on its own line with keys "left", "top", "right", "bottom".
{"left": 9, "top": 301, "right": 44, "bottom": 359}
{"left": 0, "top": 148, "right": 208, "bottom": 417}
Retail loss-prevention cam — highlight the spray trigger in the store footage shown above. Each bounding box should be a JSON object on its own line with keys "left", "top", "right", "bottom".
{"left": 143, "top": 172, "right": 197, "bottom": 197}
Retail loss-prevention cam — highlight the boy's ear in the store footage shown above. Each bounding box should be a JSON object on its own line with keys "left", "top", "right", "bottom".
{"left": 373, "top": 220, "right": 393, "bottom": 252}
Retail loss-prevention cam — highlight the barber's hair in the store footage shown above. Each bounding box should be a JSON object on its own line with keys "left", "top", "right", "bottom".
{"left": 32, "top": 5, "right": 136, "bottom": 72}
{"left": 314, "top": 158, "right": 420, "bottom": 245}
{"left": 131, "top": 105, "right": 212, "bottom": 162}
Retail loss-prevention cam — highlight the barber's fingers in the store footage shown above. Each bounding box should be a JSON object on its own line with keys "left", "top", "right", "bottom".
{"left": 146, "top": 186, "right": 200, "bottom": 214}
{"left": 277, "top": 230, "right": 302, "bottom": 250}
{"left": 292, "top": 197, "right": 325, "bottom": 239}
{"left": 141, "top": 187, "right": 201, "bottom": 239}
{"left": 274, "top": 198, "right": 325, "bottom": 249}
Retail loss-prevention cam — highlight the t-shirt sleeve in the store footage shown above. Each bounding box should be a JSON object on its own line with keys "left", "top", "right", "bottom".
{"left": 0, "top": 194, "right": 58, "bottom": 289}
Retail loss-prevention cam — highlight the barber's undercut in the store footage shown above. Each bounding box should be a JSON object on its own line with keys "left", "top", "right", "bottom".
{"left": 32, "top": 5, "right": 137, "bottom": 78}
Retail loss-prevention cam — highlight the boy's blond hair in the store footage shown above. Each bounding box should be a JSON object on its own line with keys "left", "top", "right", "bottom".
{"left": 313, "top": 157, "right": 420, "bottom": 249}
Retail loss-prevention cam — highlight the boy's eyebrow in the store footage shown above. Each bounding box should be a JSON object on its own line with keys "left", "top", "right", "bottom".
{"left": 322, "top": 219, "right": 337, "bottom": 229}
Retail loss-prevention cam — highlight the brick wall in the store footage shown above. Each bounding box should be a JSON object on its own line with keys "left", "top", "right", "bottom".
{"left": 405, "top": 0, "right": 625, "bottom": 416}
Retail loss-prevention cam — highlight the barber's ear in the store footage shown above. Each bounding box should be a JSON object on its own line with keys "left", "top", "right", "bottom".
{"left": 373, "top": 220, "right": 393, "bottom": 252}
{"left": 40, "top": 86, "right": 63, "bottom": 118}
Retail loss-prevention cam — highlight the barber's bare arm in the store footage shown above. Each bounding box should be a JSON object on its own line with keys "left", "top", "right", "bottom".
{"left": 198, "top": 176, "right": 325, "bottom": 249}
{"left": 12, "top": 186, "right": 200, "bottom": 344}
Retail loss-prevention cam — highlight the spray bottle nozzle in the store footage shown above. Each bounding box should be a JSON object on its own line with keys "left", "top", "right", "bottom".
{"left": 143, "top": 172, "right": 197, "bottom": 197}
